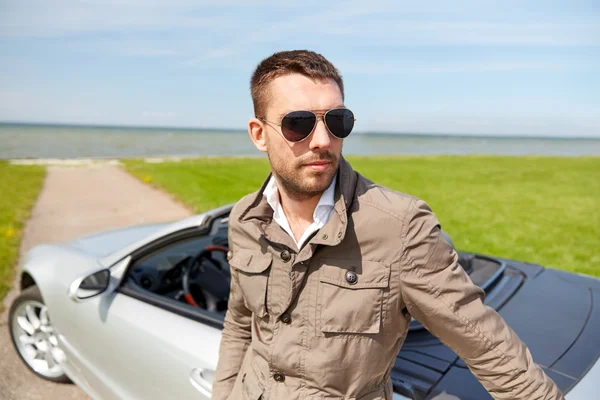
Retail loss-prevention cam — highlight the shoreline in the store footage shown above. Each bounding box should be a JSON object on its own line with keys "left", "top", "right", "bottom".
{"left": 7, "top": 155, "right": 267, "bottom": 165}
{"left": 6, "top": 153, "right": 600, "bottom": 166}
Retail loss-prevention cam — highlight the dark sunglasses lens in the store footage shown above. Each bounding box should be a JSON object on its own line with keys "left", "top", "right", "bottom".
{"left": 325, "top": 109, "right": 354, "bottom": 138}
{"left": 281, "top": 111, "right": 316, "bottom": 142}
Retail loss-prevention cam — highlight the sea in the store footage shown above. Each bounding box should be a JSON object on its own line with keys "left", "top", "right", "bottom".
{"left": 1, "top": 123, "right": 600, "bottom": 159}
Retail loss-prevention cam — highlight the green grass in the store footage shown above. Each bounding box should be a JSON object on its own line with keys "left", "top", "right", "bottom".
{"left": 124, "top": 156, "right": 600, "bottom": 277}
{"left": 0, "top": 162, "right": 46, "bottom": 311}
{"left": 125, "top": 157, "right": 273, "bottom": 212}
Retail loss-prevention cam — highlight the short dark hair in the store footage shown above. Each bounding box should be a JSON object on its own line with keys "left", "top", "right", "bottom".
{"left": 250, "top": 50, "right": 345, "bottom": 118}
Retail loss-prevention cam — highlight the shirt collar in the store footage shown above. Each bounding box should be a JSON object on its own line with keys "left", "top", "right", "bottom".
{"left": 239, "top": 157, "right": 359, "bottom": 246}
{"left": 263, "top": 176, "right": 280, "bottom": 214}
{"left": 263, "top": 173, "right": 337, "bottom": 219}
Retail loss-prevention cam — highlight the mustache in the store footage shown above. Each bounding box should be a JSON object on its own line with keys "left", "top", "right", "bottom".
{"left": 300, "top": 152, "right": 337, "bottom": 165}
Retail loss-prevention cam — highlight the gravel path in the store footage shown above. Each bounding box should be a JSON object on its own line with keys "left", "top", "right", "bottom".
{"left": 0, "top": 165, "right": 192, "bottom": 400}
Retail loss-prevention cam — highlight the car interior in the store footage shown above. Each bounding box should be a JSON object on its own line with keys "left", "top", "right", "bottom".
{"left": 124, "top": 216, "right": 232, "bottom": 315}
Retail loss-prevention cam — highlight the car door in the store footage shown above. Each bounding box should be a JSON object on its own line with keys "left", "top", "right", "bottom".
{"left": 90, "top": 289, "right": 221, "bottom": 400}
{"left": 62, "top": 230, "right": 227, "bottom": 400}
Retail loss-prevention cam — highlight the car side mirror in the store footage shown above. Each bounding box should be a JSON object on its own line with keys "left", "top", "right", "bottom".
{"left": 68, "top": 268, "right": 111, "bottom": 302}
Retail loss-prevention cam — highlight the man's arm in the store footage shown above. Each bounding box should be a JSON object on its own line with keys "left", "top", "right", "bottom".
{"left": 212, "top": 262, "right": 252, "bottom": 400}
{"left": 398, "top": 199, "right": 564, "bottom": 400}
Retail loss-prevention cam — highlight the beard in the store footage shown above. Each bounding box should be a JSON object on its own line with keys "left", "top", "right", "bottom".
{"left": 266, "top": 146, "right": 341, "bottom": 201}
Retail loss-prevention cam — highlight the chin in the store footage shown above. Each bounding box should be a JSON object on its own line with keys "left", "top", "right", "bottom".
{"left": 304, "top": 172, "right": 335, "bottom": 192}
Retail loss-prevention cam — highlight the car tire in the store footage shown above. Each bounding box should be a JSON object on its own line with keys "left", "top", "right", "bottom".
{"left": 8, "top": 285, "right": 72, "bottom": 384}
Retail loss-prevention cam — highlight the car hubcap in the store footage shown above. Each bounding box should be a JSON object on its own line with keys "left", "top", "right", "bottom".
{"left": 11, "top": 299, "right": 66, "bottom": 378}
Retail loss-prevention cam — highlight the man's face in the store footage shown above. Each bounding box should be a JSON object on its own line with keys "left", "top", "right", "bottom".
{"left": 255, "top": 73, "right": 344, "bottom": 199}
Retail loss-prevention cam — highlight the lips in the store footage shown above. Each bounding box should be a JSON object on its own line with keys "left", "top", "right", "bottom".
{"left": 303, "top": 160, "right": 331, "bottom": 172}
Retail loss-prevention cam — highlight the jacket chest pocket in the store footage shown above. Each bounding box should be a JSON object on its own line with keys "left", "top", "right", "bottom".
{"left": 318, "top": 259, "right": 390, "bottom": 334}
{"left": 229, "top": 250, "right": 272, "bottom": 318}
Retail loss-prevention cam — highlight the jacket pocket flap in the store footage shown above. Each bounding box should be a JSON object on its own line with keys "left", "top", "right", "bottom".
{"left": 319, "top": 259, "right": 390, "bottom": 289}
{"left": 229, "top": 250, "right": 272, "bottom": 274}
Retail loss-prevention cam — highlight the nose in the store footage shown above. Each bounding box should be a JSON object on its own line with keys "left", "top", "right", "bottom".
{"left": 308, "top": 116, "right": 331, "bottom": 150}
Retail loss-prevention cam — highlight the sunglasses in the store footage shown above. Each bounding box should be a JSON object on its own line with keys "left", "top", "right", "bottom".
{"left": 258, "top": 108, "right": 356, "bottom": 143}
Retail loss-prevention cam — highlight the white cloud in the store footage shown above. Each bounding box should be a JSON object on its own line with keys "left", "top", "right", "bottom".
{"left": 179, "top": 3, "right": 600, "bottom": 66}
{"left": 0, "top": 1, "right": 240, "bottom": 37}
{"left": 316, "top": 21, "right": 600, "bottom": 47}
{"left": 5, "top": 0, "right": 596, "bottom": 45}
{"left": 2, "top": 0, "right": 597, "bottom": 66}
{"left": 0, "top": 0, "right": 330, "bottom": 37}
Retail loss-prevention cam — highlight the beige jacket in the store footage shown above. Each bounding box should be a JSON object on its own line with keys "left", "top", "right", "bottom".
{"left": 213, "top": 157, "right": 563, "bottom": 400}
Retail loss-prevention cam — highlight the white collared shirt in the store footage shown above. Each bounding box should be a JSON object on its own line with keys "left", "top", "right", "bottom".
{"left": 263, "top": 174, "right": 337, "bottom": 249}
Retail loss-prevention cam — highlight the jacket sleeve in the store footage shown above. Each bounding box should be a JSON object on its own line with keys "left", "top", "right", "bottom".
{"left": 398, "top": 199, "right": 564, "bottom": 400}
{"left": 212, "top": 251, "right": 253, "bottom": 400}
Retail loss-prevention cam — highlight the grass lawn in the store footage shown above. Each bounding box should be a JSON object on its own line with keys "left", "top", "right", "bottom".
{"left": 124, "top": 156, "right": 600, "bottom": 277}
{"left": 0, "top": 162, "right": 46, "bottom": 311}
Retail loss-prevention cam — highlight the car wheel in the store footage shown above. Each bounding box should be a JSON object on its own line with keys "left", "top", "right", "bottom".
{"left": 8, "top": 285, "right": 71, "bottom": 383}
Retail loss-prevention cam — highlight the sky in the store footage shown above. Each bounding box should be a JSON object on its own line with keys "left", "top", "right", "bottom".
{"left": 0, "top": 0, "right": 599, "bottom": 137}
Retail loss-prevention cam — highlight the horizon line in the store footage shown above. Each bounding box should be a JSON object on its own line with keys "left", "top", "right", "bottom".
{"left": 1, "top": 120, "right": 599, "bottom": 141}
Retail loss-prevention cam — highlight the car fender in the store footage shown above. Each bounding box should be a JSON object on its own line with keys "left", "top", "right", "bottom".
{"left": 20, "top": 244, "right": 103, "bottom": 328}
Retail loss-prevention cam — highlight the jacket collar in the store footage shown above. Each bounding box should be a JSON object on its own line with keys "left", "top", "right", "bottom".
{"left": 238, "top": 156, "right": 358, "bottom": 247}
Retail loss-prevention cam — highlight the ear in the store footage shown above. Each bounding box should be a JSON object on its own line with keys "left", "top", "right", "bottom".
{"left": 248, "top": 118, "right": 268, "bottom": 153}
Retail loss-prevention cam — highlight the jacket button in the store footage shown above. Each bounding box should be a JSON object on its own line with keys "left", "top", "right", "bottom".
{"left": 281, "top": 313, "right": 291, "bottom": 324}
{"left": 345, "top": 271, "right": 358, "bottom": 285}
{"left": 280, "top": 250, "right": 291, "bottom": 262}
{"left": 273, "top": 372, "right": 285, "bottom": 382}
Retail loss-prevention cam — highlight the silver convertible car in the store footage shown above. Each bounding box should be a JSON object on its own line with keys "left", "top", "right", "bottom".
{"left": 8, "top": 205, "right": 600, "bottom": 399}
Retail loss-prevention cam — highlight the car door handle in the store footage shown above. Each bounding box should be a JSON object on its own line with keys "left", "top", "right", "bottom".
{"left": 190, "top": 368, "right": 213, "bottom": 397}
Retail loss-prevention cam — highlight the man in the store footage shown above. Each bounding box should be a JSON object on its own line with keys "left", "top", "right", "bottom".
{"left": 212, "top": 50, "right": 563, "bottom": 400}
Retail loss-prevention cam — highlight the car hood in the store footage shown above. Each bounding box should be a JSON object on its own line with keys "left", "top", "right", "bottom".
{"left": 492, "top": 267, "right": 597, "bottom": 372}
{"left": 392, "top": 262, "right": 600, "bottom": 399}
{"left": 64, "top": 222, "right": 171, "bottom": 258}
